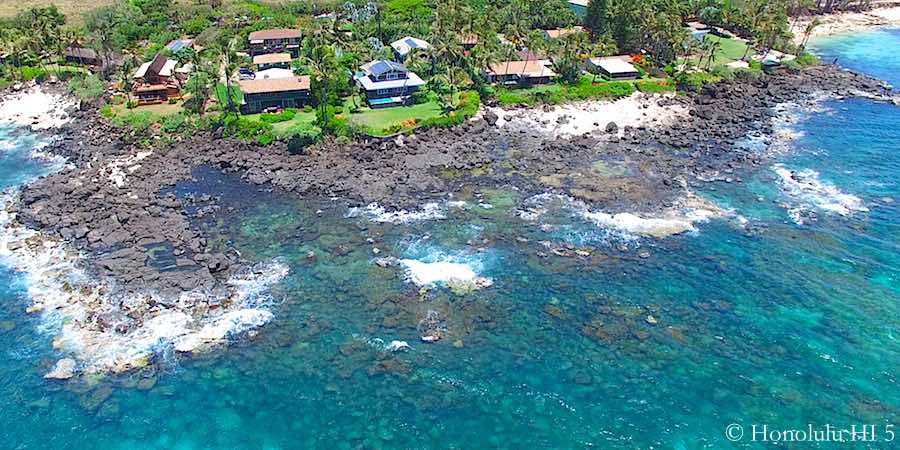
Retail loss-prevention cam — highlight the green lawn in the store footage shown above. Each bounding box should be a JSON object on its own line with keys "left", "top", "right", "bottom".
{"left": 243, "top": 109, "right": 320, "bottom": 139}
{"left": 346, "top": 101, "right": 444, "bottom": 136}
{"left": 703, "top": 35, "right": 750, "bottom": 66}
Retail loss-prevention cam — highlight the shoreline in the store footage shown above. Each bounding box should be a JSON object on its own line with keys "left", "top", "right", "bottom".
{"left": 0, "top": 63, "right": 895, "bottom": 377}
{"left": 793, "top": 6, "right": 900, "bottom": 44}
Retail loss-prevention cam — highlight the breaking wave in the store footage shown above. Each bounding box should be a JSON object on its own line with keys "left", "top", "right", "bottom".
{"left": 0, "top": 191, "right": 289, "bottom": 376}
{"left": 773, "top": 164, "right": 868, "bottom": 224}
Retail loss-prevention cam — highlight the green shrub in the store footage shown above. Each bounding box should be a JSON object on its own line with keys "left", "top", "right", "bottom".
{"left": 126, "top": 100, "right": 139, "bottom": 109}
{"left": 99, "top": 105, "right": 115, "bottom": 119}
{"left": 259, "top": 109, "right": 296, "bottom": 123}
{"left": 68, "top": 75, "right": 106, "bottom": 101}
{"left": 334, "top": 105, "right": 344, "bottom": 114}
{"left": 223, "top": 115, "right": 274, "bottom": 143}
{"left": 675, "top": 71, "right": 721, "bottom": 92}
{"left": 303, "top": 104, "right": 313, "bottom": 113}
{"left": 111, "top": 111, "right": 157, "bottom": 133}
{"left": 256, "top": 131, "right": 275, "bottom": 146}
{"left": 636, "top": 79, "right": 675, "bottom": 94}
{"left": 167, "top": 97, "right": 178, "bottom": 104}
{"left": 109, "top": 95, "right": 126, "bottom": 105}
{"left": 795, "top": 52, "right": 820, "bottom": 67}
{"left": 161, "top": 113, "right": 187, "bottom": 133}
{"left": 19, "top": 66, "right": 47, "bottom": 81}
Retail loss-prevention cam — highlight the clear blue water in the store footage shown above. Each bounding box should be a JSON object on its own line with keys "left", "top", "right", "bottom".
{"left": 1, "top": 30, "right": 899, "bottom": 448}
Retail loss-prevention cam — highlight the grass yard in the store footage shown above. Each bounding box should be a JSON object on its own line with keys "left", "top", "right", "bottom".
{"left": 110, "top": 99, "right": 186, "bottom": 116}
{"left": 704, "top": 35, "right": 751, "bottom": 67}
{"left": 243, "top": 109, "right": 320, "bottom": 139}
{"left": 347, "top": 101, "right": 444, "bottom": 136}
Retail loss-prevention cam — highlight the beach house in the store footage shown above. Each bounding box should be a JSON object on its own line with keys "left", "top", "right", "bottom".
{"left": 485, "top": 60, "right": 557, "bottom": 86}
{"left": 64, "top": 46, "right": 102, "bottom": 67}
{"left": 238, "top": 76, "right": 311, "bottom": 113}
{"left": 587, "top": 56, "right": 640, "bottom": 80}
{"left": 132, "top": 53, "right": 181, "bottom": 103}
{"left": 248, "top": 29, "right": 302, "bottom": 58}
{"left": 353, "top": 60, "right": 426, "bottom": 108}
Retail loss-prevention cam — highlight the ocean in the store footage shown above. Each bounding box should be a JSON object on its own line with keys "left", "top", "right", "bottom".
{"left": 0, "top": 29, "right": 898, "bottom": 448}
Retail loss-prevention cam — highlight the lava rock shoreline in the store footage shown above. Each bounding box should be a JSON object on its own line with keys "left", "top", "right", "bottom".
{"left": 5, "top": 64, "right": 895, "bottom": 323}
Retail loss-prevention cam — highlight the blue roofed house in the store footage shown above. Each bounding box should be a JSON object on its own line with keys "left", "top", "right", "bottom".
{"left": 353, "top": 60, "right": 426, "bottom": 108}
{"left": 166, "top": 39, "right": 195, "bottom": 53}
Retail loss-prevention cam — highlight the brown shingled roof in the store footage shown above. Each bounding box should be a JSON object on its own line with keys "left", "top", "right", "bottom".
{"left": 248, "top": 28, "right": 301, "bottom": 41}
{"left": 252, "top": 53, "right": 292, "bottom": 65}
{"left": 238, "top": 76, "right": 311, "bottom": 94}
{"left": 487, "top": 60, "right": 557, "bottom": 77}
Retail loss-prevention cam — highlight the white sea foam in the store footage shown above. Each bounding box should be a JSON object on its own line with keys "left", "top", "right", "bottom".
{"left": 0, "top": 191, "right": 288, "bottom": 375}
{"left": 347, "top": 202, "right": 446, "bottom": 224}
{"left": 0, "top": 85, "right": 76, "bottom": 130}
{"left": 520, "top": 192, "right": 727, "bottom": 239}
{"left": 773, "top": 164, "right": 868, "bottom": 224}
{"left": 400, "top": 259, "right": 479, "bottom": 285}
{"left": 397, "top": 245, "right": 493, "bottom": 291}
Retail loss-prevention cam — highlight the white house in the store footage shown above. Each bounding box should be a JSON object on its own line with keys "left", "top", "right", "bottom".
{"left": 390, "top": 36, "right": 431, "bottom": 58}
{"left": 587, "top": 57, "right": 640, "bottom": 81}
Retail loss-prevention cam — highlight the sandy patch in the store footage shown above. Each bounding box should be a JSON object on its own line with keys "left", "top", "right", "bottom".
{"left": 488, "top": 92, "right": 688, "bottom": 138}
{"left": 0, "top": 84, "right": 76, "bottom": 130}
{"left": 794, "top": 6, "right": 900, "bottom": 44}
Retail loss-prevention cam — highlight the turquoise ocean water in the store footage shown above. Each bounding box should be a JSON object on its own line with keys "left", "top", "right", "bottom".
{"left": 1, "top": 29, "right": 898, "bottom": 449}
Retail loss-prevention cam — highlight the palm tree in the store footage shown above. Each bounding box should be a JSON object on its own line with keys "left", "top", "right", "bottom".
{"left": 798, "top": 17, "right": 821, "bottom": 53}
{"left": 704, "top": 39, "right": 722, "bottom": 70}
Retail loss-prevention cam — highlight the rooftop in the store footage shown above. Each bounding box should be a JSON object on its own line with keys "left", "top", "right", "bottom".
{"left": 544, "top": 26, "right": 584, "bottom": 39}
{"left": 253, "top": 53, "right": 292, "bottom": 65}
{"left": 248, "top": 28, "right": 302, "bottom": 41}
{"left": 238, "top": 75, "right": 311, "bottom": 94}
{"left": 165, "top": 39, "right": 194, "bottom": 52}
{"left": 361, "top": 60, "right": 409, "bottom": 77}
{"left": 487, "top": 60, "right": 557, "bottom": 77}
{"left": 64, "top": 46, "right": 98, "bottom": 60}
{"left": 589, "top": 57, "right": 639, "bottom": 74}
{"left": 390, "top": 36, "right": 430, "bottom": 57}
{"left": 355, "top": 71, "right": 426, "bottom": 90}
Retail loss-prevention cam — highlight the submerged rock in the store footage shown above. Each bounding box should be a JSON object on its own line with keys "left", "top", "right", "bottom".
{"left": 44, "top": 358, "right": 77, "bottom": 380}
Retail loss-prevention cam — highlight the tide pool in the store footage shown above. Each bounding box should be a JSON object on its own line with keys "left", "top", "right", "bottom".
{"left": 1, "top": 30, "right": 899, "bottom": 449}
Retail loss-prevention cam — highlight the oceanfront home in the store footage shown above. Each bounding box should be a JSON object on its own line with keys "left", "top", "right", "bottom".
{"left": 485, "top": 60, "right": 557, "bottom": 86}
{"left": 248, "top": 28, "right": 302, "bottom": 58}
{"left": 587, "top": 56, "right": 640, "bottom": 80}
{"left": 64, "top": 46, "right": 102, "bottom": 67}
{"left": 132, "top": 53, "right": 181, "bottom": 103}
{"left": 238, "top": 76, "right": 311, "bottom": 113}
{"left": 568, "top": 0, "right": 588, "bottom": 18}
{"left": 390, "top": 36, "right": 430, "bottom": 59}
{"left": 353, "top": 60, "right": 426, "bottom": 108}
{"left": 253, "top": 53, "right": 292, "bottom": 71}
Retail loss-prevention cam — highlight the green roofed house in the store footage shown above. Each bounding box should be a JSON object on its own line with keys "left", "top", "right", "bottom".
{"left": 238, "top": 75, "right": 311, "bottom": 114}
{"left": 568, "top": 0, "right": 589, "bottom": 18}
